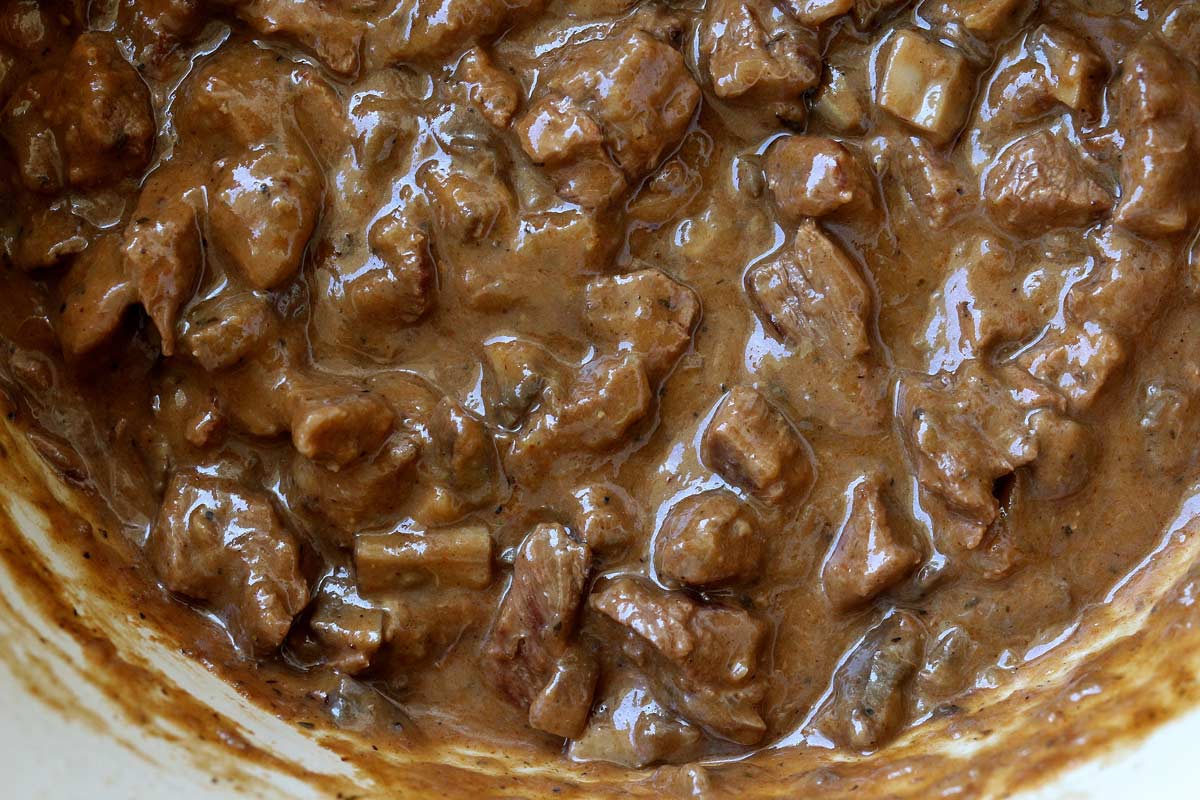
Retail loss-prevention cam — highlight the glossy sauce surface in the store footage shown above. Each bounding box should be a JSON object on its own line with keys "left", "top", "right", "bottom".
{"left": 1, "top": 0, "right": 1199, "bottom": 771}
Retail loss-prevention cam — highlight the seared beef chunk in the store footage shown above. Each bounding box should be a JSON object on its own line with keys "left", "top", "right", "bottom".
{"left": 656, "top": 490, "right": 762, "bottom": 588}
{"left": 591, "top": 577, "right": 769, "bottom": 745}
{"left": 148, "top": 471, "right": 308, "bottom": 653}
{"left": 485, "top": 524, "right": 594, "bottom": 735}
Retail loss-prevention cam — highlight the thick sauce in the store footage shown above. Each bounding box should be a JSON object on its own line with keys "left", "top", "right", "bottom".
{"left": 1, "top": 0, "right": 1198, "bottom": 772}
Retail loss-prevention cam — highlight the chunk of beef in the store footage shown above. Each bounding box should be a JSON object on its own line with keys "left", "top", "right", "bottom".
{"left": 482, "top": 336, "right": 563, "bottom": 431}
{"left": 590, "top": 577, "right": 768, "bottom": 744}
{"left": 366, "top": 0, "right": 546, "bottom": 66}
{"left": 877, "top": 31, "right": 972, "bottom": 144}
{"left": 148, "top": 471, "right": 308, "bottom": 652}
{"left": 346, "top": 208, "right": 435, "bottom": 327}
{"left": 208, "top": 341, "right": 296, "bottom": 438}
{"left": 821, "top": 611, "right": 924, "bottom": 751}
{"left": 456, "top": 46, "right": 520, "bottom": 129}
{"left": 417, "top": 399, "right": 502, "bottom": 523}
{"left": 1017, "top": 321, "right": 1125, "bottom": 415}
{"left": 528, "top": 645, "right": 600, "bottom": 739}
{"left": 936, "top": 0, "right": 1029, "bottom": 39}
{"left": 656, "top": 490, "right": 762, "bottom": 588}
{"left": 821, "top": 476, "right": 919, "bottom": 610}
{"left": 118, "top": 0, "right": 205, "bottom": 76}
{"left": 512, "top": 353, "right": 652, "bottom": 472}
{"left": 1113, "top": 41, "right": 1200, "bottom": 237}
{"left": 896, "top": 365, "right": 1043, "bottom": 539}
{"left": 888, "top": 136, "right": 973, "bottom": 225}
{"left": 123, "top": 164, "right": 204, "bottom": 356}
{"left": 288, "top": 384, "right": 394, "bottom": 470}
{"left": 355, "top": 525, "right": 494, "bottom": 592}
{"left": 179, "top": 45, "right": 342, "bottom": 156}
{"left": 53, "top": 33, "right": 154, "bottom": 187}
{"left": 517, "top": 29, "right": 700, "bottom": 208}
{"left": 748, "top": 221, "right": 871, "bottom": 359}
{"left": 421, "top": 163, "right": 513, "bottom": 242}
{"left": 583, "top": 270, "right": 700, "bottom": 380}
{"left": 1024, "top": 410, "right": 1093, "bottom": 500}
{"left": 345, "top": 68, "right": 422, "bottom": 168}
{"left": 211, "top": 145, "right": 323, "bottom": 291}
{"left": 179, "top": 292, "right": 277, "bottom": 372}
{"left": 702, "top": 386, "right": 813, "bottom": 505}
{"left": 290, "top": 433, "right": 422, "bottom": 544}
{"left": 306, "top": 568, "right": 385, "bottom": 675}
{"left": 702, "top": 0, "right": 821, "bottom": 125}
{"left": 568, "top": 675, "right": 702, "bottom": 767}
{"left": 1019, "top": 228, "right": 1177, "bottom": 412}
{"left": 1, "top": 72, "right": 63, "bottom": 193}
{"left": 13, "top": 202, "right": 87, "bottom": 270}
{"left": 984, "top": 130, "right": 1111, "bottom": 234}
{"left": 765, "top": 136, "right": 874, "bottom": 223}
{"left": 486, "top": 524, "right": 593, "bottom": 714}
{"left": 920, "top": 235, "right": 1063, "bottom": 373}
{"left": 230, "top": 0, "right": 363, "bottom": 75}
{"left": 812, "top": 65, "right": 867, "bottom": 134}
{"left": 56, "top": 235, "right": 136, "bottom": 360}
{"left": 568, "top": 483, "right": 639, "bottom": 555}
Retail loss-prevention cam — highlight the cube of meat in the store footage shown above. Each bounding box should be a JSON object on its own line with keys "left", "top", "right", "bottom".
{"left": 486, "top": 524, "right": 593, "bottom": 709}
{"left": 289, "top": 432, "right": 423, "bottom": 544}
{"left": 1113, "top": 41, "right": 1200, "bottom": 237}
{"left": 1017, "top": 322, "right": 1125, "bottom": 415}
{"left": 180, "top": 45, "right": 342, "bottom": 155}
{"left": 56, "top": 235, "right": 136, "bottom": 360}
{"left": 456, "top": 46, "right": 521, "bottom": 129}
{"left": 306, "top": 568, "right": 385, "bottom": 675}
{"left": 748, "top": 221, "right": 871, "bottom": 360}
{"left": 1, "top": 71, "right": 63, "bottom": 194}
{"left": 528, "top": 645, "right": 600, "bottom": 739}
{"left": 590, "top": 577, "right": 768, "bottom": 744}
{"left": 118, "top": 0, "right": 206, "bottom": 76}
{"left": 702, "top": 0, "right": 821, "bottom": 125}
{"left": 877, "top": 31, "right": 972, "bottom": 144}
{"left": 517, "top": 93, "right": 625, "bottom": 208}
{"left": 821, "top": 476, "right": 919, "bottom": 610}
{"left": 123, "top": 164, "right": 204, "bottom": 356}
{"left": 1025, "top": 410, "right": 1093, "bottom": 501}
{"left": 896, "top": 366, "right": 1039, "bottom": 535}
{"left": 53, "top": 33, "right": 155, "bottom": 187}
{"left": 13, "top": 202, "right": 87, "bottom": 270}
{"left": 569, "top": 483, "right": 640, "bottom": 555}
{"left": 984, "top": 130, "right": 1112, "bottom": 234}
{"left": 421, "top": 164, "right": 514, "bottom": 243}
{"left": 512, "top": 353, "right": 652, "bottom": 472}
{"left": 482, "top": 336, "right": 562, "bottom": 430}
{"left": 232, "top": 0, "right": 363, "bottom": 75}
{"left": 702, "top": 386, "right": 814, "bottom": 505}
{"left": 518, "top": 29, "right": 700, "bottom": 208}
{"left": 354, "top": 525, "right": 494, "bottom": 592}
{"left": 288, "top": 385, "right": 395, "bottom": 470}
{"left": 888, "top": 136, "right": 973, "bottom": 226}
{"left": 656, "top": 490, "right": 762, "bottom": 588}
{"left": 179, "top": 292, "right": 277, "bottom": 372}
{"left": 345, "top": 68, "right": 422, "bottom": 168}
{"left": 366, "top": 0, "right": 546, "bottom": 66}
{"left": 821, "top": 611, "right": 924, "bottom": 751}
{"left": 148, "top": 471, "right": 308, "bottom": 652}
{"left": 568, "top": 674, "right": 702, "bottom": 767}
{"left": 764, "top": 136, "right": 875, "bottom": 223}
{"left": 583, "top": 270, "right": 701, "bottom": 380}
{"left": 344, "top": 209, "right": 435, "bottom": 326}
{"left": 422, "top": 398, "right": 501, "bottom": 511}
{"left": 210, "top": 145, "right": 323, "bottom": 290}
{"left": 1069, "top": 226, "right": 1176, "bottom": 338}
